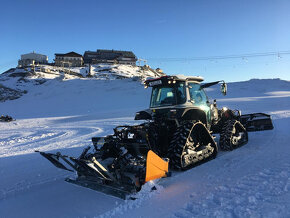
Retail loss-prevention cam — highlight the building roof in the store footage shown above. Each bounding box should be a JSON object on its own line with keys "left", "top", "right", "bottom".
{"left": 84, "top": 49, "right": 137, "bottom": 60}
{"left": 84, "top": 51, "right": 97, "bottom": 55}
{"left": 97, "top": 49, "right": 136, "bottom": 58}
{"left": 22, "top": 51, "right": 47, "bottom": 57}
{"left": 55, "top": 52, "right": 83, "bottom": 57}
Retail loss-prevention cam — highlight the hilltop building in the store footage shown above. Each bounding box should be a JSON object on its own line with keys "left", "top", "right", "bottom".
{"left": 83, "top": 49, "right": 137, "bottom": 65}
{"left": 54, "top": 52, "right": 83, "bottom": 67}
{"left": 18, "top": 52, "right": 48, "bottom": 67}
{"left": 156, "top": 68, "right": 163, "bottom": 73}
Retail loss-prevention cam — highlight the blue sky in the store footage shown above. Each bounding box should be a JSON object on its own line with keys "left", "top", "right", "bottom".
{"left": 0, "top": 0, "right": 289, "bottom": 82}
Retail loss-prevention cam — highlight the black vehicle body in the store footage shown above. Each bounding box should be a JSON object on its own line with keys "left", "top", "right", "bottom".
{"left": 37, "top": 75, "right": 273, "bottom": 199}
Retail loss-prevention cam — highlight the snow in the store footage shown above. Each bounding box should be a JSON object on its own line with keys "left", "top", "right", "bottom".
{"left": 0, "top": 72, "right": 289, "bottom": 218}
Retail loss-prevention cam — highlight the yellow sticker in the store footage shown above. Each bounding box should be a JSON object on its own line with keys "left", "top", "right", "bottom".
{"left": 152, "top": 109, "right": 156, "bottom": 112}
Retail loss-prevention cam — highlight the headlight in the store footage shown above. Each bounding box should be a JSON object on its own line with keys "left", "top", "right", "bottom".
{"left": 199, "top": 105, "right": 208, "bottom": 111}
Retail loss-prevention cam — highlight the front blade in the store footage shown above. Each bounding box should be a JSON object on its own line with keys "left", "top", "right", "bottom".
{"left": 240, "top": 113, "right": 274, "bottom": 132}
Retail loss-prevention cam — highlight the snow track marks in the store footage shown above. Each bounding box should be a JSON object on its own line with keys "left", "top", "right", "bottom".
{"left": 174, "top": 163, "right": 290, "bottom": 218}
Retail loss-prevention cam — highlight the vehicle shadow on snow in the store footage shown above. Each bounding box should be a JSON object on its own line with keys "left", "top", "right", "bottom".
{"left": 0, "top": 146, "right": 122, "bottom": 218}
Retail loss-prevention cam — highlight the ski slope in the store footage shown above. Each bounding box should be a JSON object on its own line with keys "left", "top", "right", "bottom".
{"left": 0, "top": 77, "right": 290, "bottom": 218}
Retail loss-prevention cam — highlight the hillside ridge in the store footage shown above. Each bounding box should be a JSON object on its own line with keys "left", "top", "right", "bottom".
{"left": 0, "top": 64, "right": 165, "bottom": 102}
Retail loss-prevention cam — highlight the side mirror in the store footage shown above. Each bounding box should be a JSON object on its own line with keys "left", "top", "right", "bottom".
{"left": 221, "top": 82, "right": 227, "bottom": 96}
{"left": 213, "top": 99, "right": 217, "bottom": 107}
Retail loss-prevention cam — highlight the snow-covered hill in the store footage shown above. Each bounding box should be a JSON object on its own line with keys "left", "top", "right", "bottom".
{"left": 0, "top": 76, "right": 289, "bottom": 218}
{"left": 2, "top": 64, "right": 164, "bottom": 81}
{"left": 0, "top": 64, "right": 164, "bottom": 103}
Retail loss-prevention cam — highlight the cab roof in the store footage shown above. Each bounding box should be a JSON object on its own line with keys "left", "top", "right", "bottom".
{"left": 145, "top": 75, "right": 204, "bottom": 87}
{"left": 174, "top": 74, "right": 204, "bottom": 82}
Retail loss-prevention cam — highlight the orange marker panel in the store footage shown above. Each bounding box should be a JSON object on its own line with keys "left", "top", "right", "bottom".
{"left": 145, "top": 150, "right": 169, "bottom": 182}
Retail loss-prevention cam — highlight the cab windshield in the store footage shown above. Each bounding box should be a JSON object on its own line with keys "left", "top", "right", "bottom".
{"left": 150, "top": 82, "right": 186, "bottom": 107}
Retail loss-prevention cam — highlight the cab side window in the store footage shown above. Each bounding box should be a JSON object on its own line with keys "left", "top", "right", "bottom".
{"left": 151, "top": 87, "right": 175, "bottom": 107}
{"left": 188, "top": 83, "right": 207, "bottom": 105}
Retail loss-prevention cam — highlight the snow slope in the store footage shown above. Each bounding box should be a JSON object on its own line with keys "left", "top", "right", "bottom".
{"left": 0, "top": 63, "right": 164, "bottom": 118}
{"left": 0, "top": 76, "right": 289, "bottom": 218}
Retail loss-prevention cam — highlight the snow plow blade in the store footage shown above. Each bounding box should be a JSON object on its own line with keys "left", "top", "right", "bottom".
{"left": 240, "top": 113, "right": 274, "bottom": 132}
{"left": 36, "top": 149, "right": 169, "bottom": 199}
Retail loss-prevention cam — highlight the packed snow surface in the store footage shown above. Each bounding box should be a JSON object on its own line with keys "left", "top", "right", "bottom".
{"left": 0, "top": 76, "right": 290, "bottom": 218}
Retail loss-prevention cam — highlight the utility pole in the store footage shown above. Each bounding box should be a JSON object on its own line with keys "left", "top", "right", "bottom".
{"left": 137, "top": 58, "right": 148, "bottom": 79}
{"left": 88, "top": 63, "right": 92, "bottom": 77}
{"left": 137, "top": 58, "right": 147, "bottom": 66}
{"left": 32, "top": 60, "right": 35, "bottom": 73}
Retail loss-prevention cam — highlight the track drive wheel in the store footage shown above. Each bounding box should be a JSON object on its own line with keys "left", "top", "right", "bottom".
{"left": 219, "top": 119, "right": 248, "bottom": 151}
{"left": 168, "top": 121, "right": 217, "bottom": 170}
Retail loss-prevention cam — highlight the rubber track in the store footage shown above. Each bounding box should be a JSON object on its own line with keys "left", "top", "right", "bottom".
{"left": 219, "top": 119, "right": 248, "bottom": 151}
{"left": 167, "top": 121, "right": 216, "bottom": 170}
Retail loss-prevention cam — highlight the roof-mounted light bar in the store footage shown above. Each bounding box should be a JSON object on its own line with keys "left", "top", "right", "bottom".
{"left": 144, "top": 75, "right": 203, "bottom": 88}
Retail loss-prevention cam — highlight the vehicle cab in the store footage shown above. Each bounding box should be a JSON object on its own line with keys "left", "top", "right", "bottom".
{"left": 135, "top": 75, "right": 214, "bottom": 126}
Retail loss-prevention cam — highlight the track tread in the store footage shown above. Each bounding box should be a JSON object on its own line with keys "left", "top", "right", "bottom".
{"left": 168, "top": 121, "right": 217, "bottom": 170}
{"left": 219, "top": 119, "right": 248, "bottom": 151}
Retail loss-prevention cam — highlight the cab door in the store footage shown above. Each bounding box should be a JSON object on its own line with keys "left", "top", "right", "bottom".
{"left": 188, "top": 83, "right": 211, "bottom": 124}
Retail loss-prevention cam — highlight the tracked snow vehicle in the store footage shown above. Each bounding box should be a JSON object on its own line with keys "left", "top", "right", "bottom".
{"left": 37, "top": 75, "right": 274, "bottom": 199}
{"left": 0, "top": 115, "right": 14, "bottom": 122}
